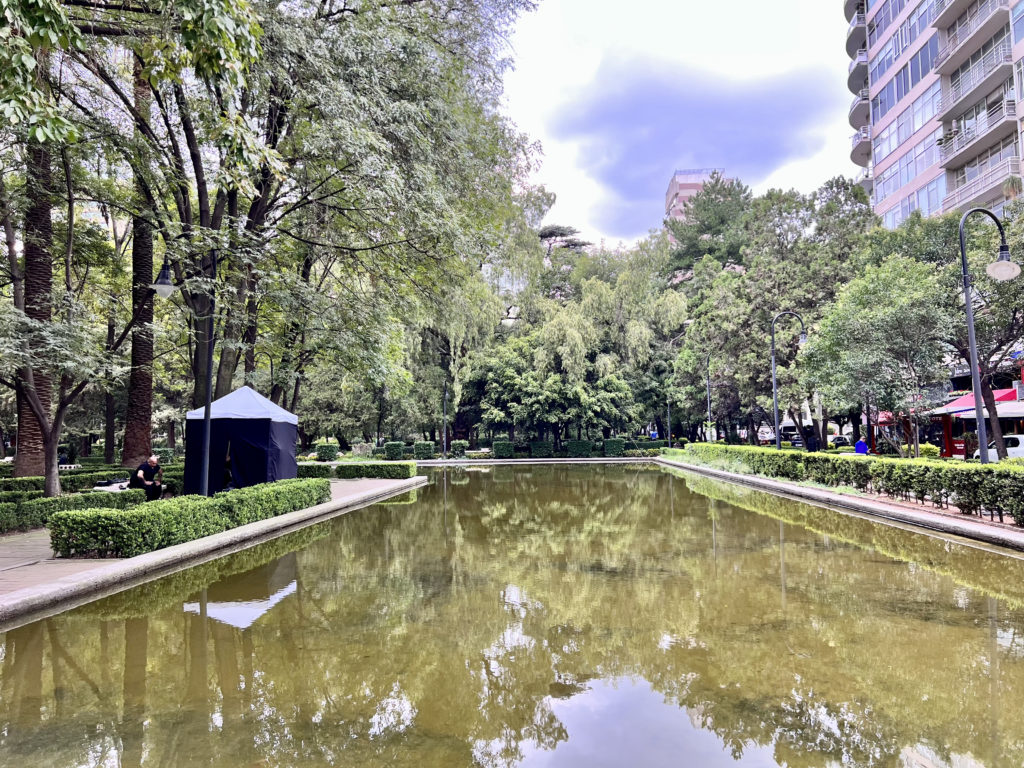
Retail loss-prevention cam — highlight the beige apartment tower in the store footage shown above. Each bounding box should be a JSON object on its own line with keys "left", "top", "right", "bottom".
{"left": 847, "top": 0, "right": 1024, "bottom": 227}
{"left": 664, "top": 168, "right": 726, "bottom": 222}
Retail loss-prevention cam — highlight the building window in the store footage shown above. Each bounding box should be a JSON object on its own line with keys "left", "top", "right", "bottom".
{"left": 1014, "top": 1, "right": 1024, "bottom": 43}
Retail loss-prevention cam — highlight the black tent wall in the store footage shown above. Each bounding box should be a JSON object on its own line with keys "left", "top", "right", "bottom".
{"left": 184, "top": 418, "right": 297, "bottom": 495}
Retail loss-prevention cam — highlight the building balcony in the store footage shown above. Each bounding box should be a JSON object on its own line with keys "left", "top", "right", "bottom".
{"left": 939, "top": 98, "right": 1017, "bottom": 168}
{"left": 846, "top": 13, "right": 867, "bottom": 58}
{"left": 848, "top": 48, "right": 868, "bottom": 93}
{"left": 845, "top": 0, "right": 863, "bottom": 23}
{"left": 936, "top": 42, "right": 1013, "bottom": 121}
{"left": 934, "top": 0, "right": 1010, "bottom": 76}
{"left": 855, "top": 168, "right": 873, "bottom": 197}
{"left": 934, "top": 0, "right": 978, "bottom": 30}
{"left": 849, "top": 88, "right": 871, "bottom": 129}
{"left": 942, "top": 156, "right": 1020, "bottom": 211}
{"left": 851, "top": 126, "right": 872, "bottom": 167}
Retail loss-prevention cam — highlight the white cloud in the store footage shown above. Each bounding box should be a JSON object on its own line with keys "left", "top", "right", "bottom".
{"left": 503, "top": 0, "right": 854, "bottom": 245}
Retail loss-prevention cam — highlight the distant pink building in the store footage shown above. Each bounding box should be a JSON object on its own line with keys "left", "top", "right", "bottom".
{"left": 664, "top": 168, "right": 726, "bottom": 222}
{"left": 846, "top": 0, "right": 1024, "bottom": 228}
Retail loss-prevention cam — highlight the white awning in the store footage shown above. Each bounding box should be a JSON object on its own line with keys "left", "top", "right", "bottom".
{"left": 186, "top": 385, "right": 298, "bottom": 424}
{"left": 957, "top": 401, "right": 1024, "bottom": 419}
{"left": 183, "top": 581, "right": 296, "bottom": 630}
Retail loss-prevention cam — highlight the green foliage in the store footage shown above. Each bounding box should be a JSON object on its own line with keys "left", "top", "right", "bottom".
{"left": 529, "top": 441, "right": 553, "bottom": 459}
{"left": 919, "top": 443, "right": 941, "bottom": 458}
{"left": 414, "top": 441, "right": 436, "bottom": 460}
{"left": 565, "top": 440, "right": 592, "bottom": 458}
{"left": 682, "top": 444, "right": 1024, "bottom": 519}
{"left": 603, "top": 438, "right": 626, "bottom": 457}
{"left": 451, "top": 440, "right": 469, "bottom": 458}
{"left": 335, "top": 462, "right": 416, "bottom": 480}
{"left": 49, "top": 479, "right": 330, "bottom": 558}
{"left": 316, "top": 444, "right": 339, "bottom": 462}
{"left": 384, "top": 442, "right": 404, "bottom": 461}
{"left": 297, "top": 464, "right": 334, "bottom": 478}
{"left": 372, "top": 447, "right": 386, "bottom": 458}
{"left": 623, "top": 449, "right": 660, "bottom": 458}
{"left": 493, "top": 441, "right": 514, "bottom": 459}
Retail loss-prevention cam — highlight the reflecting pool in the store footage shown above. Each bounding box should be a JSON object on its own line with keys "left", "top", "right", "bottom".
{"left": 3, "top": 465, "right": 1024, "bottom": 767}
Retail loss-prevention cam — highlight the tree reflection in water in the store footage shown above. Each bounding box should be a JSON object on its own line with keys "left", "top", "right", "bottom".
{"left": 0, "top": 465, "right": 1023, "bottom": 767}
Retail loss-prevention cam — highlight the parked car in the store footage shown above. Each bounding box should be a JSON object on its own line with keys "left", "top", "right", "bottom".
{"left": 973, "top": 434, "right": 1024, "bottom": 461}
{"left": 830, "top": 435, "right": 850, "bottom": 447}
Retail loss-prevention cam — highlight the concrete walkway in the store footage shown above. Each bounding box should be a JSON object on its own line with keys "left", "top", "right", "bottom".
{"left": 0, "top": 476, "right": 425, "bottom": 631}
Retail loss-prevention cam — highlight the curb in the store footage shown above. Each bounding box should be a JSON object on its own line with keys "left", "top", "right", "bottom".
{"left": 655, "top": 457, "right": 1024, "bottom": 552}
{"left": 417, "top": 458, "right": 656, "bottom": 466}
{"left": 0, "top": 476, "right": 427, "bottom": 632}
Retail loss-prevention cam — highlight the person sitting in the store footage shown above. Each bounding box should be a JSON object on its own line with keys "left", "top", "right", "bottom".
{"left": 130, "top": 455, "right": 164, "bottom": 501}
{"left": 854, "top": 437, "right": 869, "bottom": 455}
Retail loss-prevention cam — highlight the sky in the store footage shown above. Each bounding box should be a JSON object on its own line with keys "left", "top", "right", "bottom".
{"left": 502, "top": 0, "right": 854, "bottom": 247}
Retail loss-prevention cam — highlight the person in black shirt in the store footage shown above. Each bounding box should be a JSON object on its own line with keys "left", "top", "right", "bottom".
{"left": 130, "top": 455, "right": 164, "bottom": 501}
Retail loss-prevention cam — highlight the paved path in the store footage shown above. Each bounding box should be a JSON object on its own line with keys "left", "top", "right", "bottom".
{"left": 0, "top": 476, "right": 425, "bottom": 630}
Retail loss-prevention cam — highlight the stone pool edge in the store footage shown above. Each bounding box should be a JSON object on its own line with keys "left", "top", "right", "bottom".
{"left": 655, "top": 457, "right": 1024, "bottom": 552}
{"left": 0, "top": 475, "right": 428, "bottom": 632}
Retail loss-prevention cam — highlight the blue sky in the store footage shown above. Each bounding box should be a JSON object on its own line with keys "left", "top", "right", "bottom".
{"left": 503, "top": 0, "right": 853, "bottom": 245}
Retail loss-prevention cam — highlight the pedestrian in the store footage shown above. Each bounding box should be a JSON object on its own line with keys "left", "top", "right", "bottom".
{"left": 806, "top": 432, "right": 819, "bottom": 452}
{"left": 130, "top": 454, "right": 164, "bottom": 501}
{"left": 855, "top": 437, "right": 868, "bottom": 455}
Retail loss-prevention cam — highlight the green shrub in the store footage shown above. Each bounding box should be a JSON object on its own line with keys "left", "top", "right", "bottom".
{"left": 315, "top": 443, "right": 339, "bottom": 462}
{"left": 919, "top": 443, "right": 941, "bottom": 458}
{"left": 0, "top": 490, "right": 44, "bottom": 504}
{"left": 414, "top": 441, "right": 436, "bottom": 460}
{"left": 466, "top": 451, "right": 489, "bottom": 459}
{"left": 604, "top": 438, "right": 625, "bottom": 457}
{"left": 9, "top": 490, "right": 147, "bottom": 532}
{"left": 493, "top": 441, "right": 514, "bottom": 459}
{"left": 451, "top": 440, "right": 469, "bottom": 458}
{"left": 566, "top": 440, "right": 592, "bottom": 458}
{"left": 153, "top": 447, "right": 175, "bottom": 465}
{"left": 837, "top": 446, "right": 855, "bottom": 453}
{"left": 623, "top": 449, "right": 660, "bottom": 458}
{"left": 335, "top": 461, "right": 416, "bottom": 480}
{"left": 529, "top": 441, "right": 553, "bottom": 459}
{"left": 371, "top": 447, "right": 386, "bottom": 457}
{"left": 0, "top": 476, "right": 46, "bottom": 492}
{"left": 384, "top": 441, "right": 404, "bottom": 461}
{"left": 644, "top": 440, "right": 667, "bottom": 450}
{"left": 297, "top": 463, "right": 334, "bottom": 478}
{"left": 49, "top": 478, "right": 330, "bottom": 558}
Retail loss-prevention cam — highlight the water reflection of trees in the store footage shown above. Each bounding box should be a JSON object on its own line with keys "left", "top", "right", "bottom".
{"left": 0, "top": 466, "right": 1022, "bottom": 767}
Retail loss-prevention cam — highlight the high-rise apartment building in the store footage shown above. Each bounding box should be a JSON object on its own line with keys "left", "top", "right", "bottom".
{"left": 665, "top": 168, "right": 725, "bottom": 222}
{"left": 847, "top": 0, "right": 1024, "bottom": 228}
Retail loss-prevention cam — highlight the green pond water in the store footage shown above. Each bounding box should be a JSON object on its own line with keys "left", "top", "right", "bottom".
{"left": 3, "top": 465, "right": 1024, "bottom": 767}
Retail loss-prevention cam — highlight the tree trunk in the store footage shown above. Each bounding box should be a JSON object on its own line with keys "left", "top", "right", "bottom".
{"left": 122, "top": 70, "right": 155, "bottom": 468}
{"left": 15, "top": 140, "right": 53, "bottom": 479}
{"left": 980, "top": 380, "right": 1007, "bottom": 460}
{"left": 167, "top": 420, "right": 176, "bottom": 452}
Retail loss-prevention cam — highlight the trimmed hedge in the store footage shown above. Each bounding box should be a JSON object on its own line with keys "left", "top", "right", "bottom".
{"left": 49, "top": 478, "right": 331, "bottom": 558}
{"left": 566, "top": 440, "right": 592, "bottom": 458}
{"left": 450, "top": 439, "right": 469, "bottom": 458}
{"left": 414, "top": 441, "right": 436, "bottom": 460}
{"left": 681, "top": 443, "right": 1024, "bottom": 523}
{"left": 315, "top": 443, "right": 339, "bottom": 462}
{"left": 530, "top": 441, "right": 553, "bottom": 459}
{"left": 335, "top": 461, "right": 416, "bottom": 480}
{"left": 0, "top": 490, "right": 44, "bottom": 504}
{"left": 493, "top": 441, "right": 514, "bottom": 459}
{"left": 0, "top": 476, "right": 46, "bottom": 492}
{"left": 384, "top": 441, "right": 404, "bottom": 461}
{"left": 371, "top": 447, "right": 386, "bottom": 457}
{"left": 624, "top": 448, "right": 661, "bottom": 458}
{"left": 604, "top": 438, "right": 626, "bottom": 457}
{"left": 297, "top": 463, "right": 334, "bottom": 478}
{"left": 3, "top": 490, "right": 147, "bottom": 532}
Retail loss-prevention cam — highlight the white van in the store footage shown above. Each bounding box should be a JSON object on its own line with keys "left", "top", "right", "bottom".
{"left": 974, "top": 434, "right": 1024, "bottom": 460}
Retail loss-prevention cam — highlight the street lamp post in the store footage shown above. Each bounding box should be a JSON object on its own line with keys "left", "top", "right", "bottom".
{"left": 771, "top": 311, "right": 807, "bottom": 451}
{"left": 959, "top": 208, "right": 1020, "bottom": 464}
{"left": 705, "top": 352, "right": 712, "bottom": 442}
